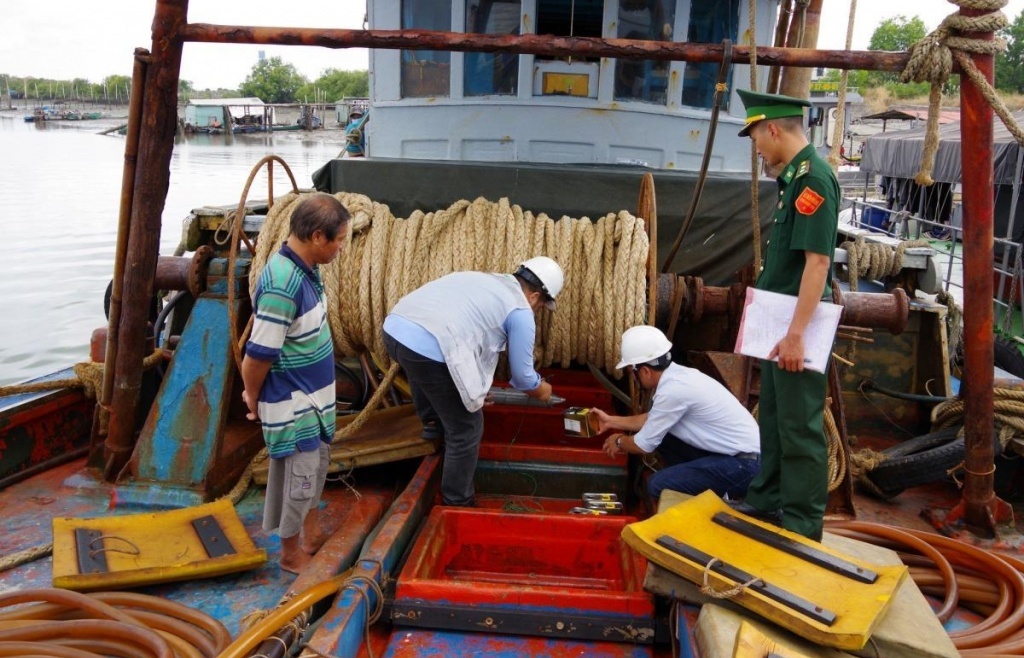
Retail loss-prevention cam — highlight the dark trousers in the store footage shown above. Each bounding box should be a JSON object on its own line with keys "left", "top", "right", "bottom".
{"left": 744, "top": 361, "right": 828, "bottom": 539}
{"left": 648, "top": 435, "right": 760, "bottom": 502}
{"left": 384, "top": 332, "right": 483, "bottom": 506}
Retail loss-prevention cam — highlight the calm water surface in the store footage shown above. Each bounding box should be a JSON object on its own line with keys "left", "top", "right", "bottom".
{"left": 0, "top": 114, "right": 345, "bottom": 385}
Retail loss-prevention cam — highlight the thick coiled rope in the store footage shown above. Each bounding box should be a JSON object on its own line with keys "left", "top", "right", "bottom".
{"left": 900, "top": 0, "right": 1023, "bottom": 186}
{"left": 839, "top": 236, "right": 932, "bottom": 291}
{"left": 932, "top": 388, "right": 1024, "bottom": 450}
{"left": 250, "top": 191, "right": 649, "bottom": 377}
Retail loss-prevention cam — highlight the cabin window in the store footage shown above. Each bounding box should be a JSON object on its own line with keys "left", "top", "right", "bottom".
{"left": 535, "top": 0, "right": 604, "bottom": 62}
{"left": 401, "top": 0, "right": 452, "bottom": 97}
{"left": 681, "top": 0, "right": 740, "bottom": 109}
{"left": 614, "top": 0, "right": 676, "bottom": 105}
{"left": 533, "top": 0, "right": 603, "bottom": 98}
{"left": 465, "top": 0, "right": 522, "bottom": 96}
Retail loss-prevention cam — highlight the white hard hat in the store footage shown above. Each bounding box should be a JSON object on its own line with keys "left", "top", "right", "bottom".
{"left": 616, "top": 325, "right": 673, "bottom": 370}
{"left": 516, "top": 256, "right": 564, "bottom": 310}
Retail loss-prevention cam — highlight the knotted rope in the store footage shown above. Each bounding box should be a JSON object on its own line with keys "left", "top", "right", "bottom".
{"left": 900, "top": 0, "right": 1024, "bottom": 186}
{"left": 700, "top": 557, "right": 763, "bottom": 599}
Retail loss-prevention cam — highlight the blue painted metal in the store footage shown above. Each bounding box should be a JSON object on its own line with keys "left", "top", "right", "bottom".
{"left": 307, "top": 455, "right": 441, "bottom": 657}
{"left": 116, "top": 257, "right": 254, "bottom": 507}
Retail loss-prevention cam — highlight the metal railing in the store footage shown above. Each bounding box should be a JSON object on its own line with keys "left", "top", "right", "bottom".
{"left": 842, "top": 198, "right": 1024, "bottom": 336}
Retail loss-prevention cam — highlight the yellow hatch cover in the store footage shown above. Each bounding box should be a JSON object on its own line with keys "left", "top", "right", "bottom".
{"left": 52, "top": 497, "right": 266, "bottom": 591}
{"left": 622, "top": 491, "right": 906, "bottom": 651}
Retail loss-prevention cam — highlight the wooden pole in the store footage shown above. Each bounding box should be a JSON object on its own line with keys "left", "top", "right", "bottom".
{"left": 103, "top": 0, "right": 188, "bottom": 481}
{"left": 178, "top": 24, "right": 910, "bottom": 72}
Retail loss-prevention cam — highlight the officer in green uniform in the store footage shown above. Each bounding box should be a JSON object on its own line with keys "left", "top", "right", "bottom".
{"left": 733, "top": 89, "right": 839, "bottom": 541}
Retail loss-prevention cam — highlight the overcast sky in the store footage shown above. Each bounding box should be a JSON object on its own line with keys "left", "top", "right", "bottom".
{"left": 2, "top": 0, "right": 1023, "bottom": 91}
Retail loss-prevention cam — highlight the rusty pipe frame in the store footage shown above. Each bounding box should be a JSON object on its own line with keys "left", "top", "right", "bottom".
{"left": 779, "top": 0, "right": 824, "bottom": 99}
{"left": 655, "top": 274, "right": 909, "bottom": 334}
{"left": 954, "top": 6, "right": 1006, "bottom": 533}
{"left": 98, "top": 49, "right": 149, "bottom": 435}
{"left": 102, "top": 0, "right": 187, "bottom": 482}
{"left": 178, "top": 24, "right": 911, "bottom": 73}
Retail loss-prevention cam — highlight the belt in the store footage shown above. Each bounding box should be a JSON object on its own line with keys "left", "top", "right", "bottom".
{"left": 735, "top": 452, "right": 760, "bottom": 461}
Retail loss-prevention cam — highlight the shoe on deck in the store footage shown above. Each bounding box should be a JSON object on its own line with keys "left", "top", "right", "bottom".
{"left": 726, "top": 500, "right": 783, "bottom": 527}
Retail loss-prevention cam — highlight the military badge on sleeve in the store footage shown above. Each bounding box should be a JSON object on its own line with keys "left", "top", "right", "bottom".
{"left": 795, "top": 187, "right": 825, "bottom": 215}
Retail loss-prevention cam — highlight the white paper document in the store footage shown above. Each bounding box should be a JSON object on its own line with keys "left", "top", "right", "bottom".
{"left": 733, "top": 288, "right": 842, "bottom": 374}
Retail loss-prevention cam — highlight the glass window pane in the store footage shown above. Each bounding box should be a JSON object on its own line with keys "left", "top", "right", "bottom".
{"left": 465, "top": 0, "right": 521, "bottom": 96}
{"left": 401, "top": 0, "right": 452, "bottom": 98}
{"left": 681, "top": 0, "right": 739, "bottom": 109}
{"left": 614, "top": 1, "right": 676, "bottom": 105}
{"left": 536, "top": 0, "right": 603, "bottom": 62}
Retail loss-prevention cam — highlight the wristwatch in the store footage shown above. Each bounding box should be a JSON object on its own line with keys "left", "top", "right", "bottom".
{"left": 615, "top": 436, "right": 623, "bottom": 450}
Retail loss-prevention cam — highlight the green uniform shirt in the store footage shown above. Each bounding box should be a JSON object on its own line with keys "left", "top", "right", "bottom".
{"left": 755, "top": 144, "right": 839, "bottom": 297}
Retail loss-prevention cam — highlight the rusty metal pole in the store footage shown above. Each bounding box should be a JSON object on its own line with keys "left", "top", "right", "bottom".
{"left": 97, "top": 50, "right": 149, "bottom": 444}
{"left": 954, "top": 6, "right": 1012, "bottom": 533}
{"left": 102, "top": 0, "right": 188, "bottom": 481}
{"left": 779, "top": 0, "right": 824, "bottom": 98}
{"left": 767, "top": 0, "right": 795, "bottom": 94}
{"left": 179, "top": 24, "right": 910, "bottom": 73}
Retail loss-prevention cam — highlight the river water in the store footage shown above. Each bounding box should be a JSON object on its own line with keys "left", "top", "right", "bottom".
{"left": 0, "top": 113, "right": 345, "bottom": 385}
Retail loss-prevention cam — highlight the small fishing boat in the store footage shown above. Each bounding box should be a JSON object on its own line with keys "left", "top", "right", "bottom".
{"left": 1, "top": 1, "right": 1019, "bottom": 657}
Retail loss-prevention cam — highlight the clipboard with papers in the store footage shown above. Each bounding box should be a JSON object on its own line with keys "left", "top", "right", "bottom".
{"left": 733, "top": 288, "right": 842, "bottom": 373}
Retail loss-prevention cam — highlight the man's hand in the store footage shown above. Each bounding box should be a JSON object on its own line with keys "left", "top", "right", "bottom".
{"left": 242, "top": 389, "right": 259, "bottom": 421}
{"left": 591, "top": 407, "right": 613, "bottom": 433}
{"left": 602, "top": 433, "right": 623, "bottom": 459}
{"left": 526, "top": 379, "right": 553, "bottom": 403}
{"left": 769, "top": 332, "right": 806, "bottom": 372}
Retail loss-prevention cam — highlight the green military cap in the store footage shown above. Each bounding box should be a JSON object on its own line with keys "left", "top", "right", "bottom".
{"left": 736, "top": 89, "right": 811, "bottom": 137}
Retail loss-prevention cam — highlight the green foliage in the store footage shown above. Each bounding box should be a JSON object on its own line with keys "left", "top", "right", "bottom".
{"left": 867, "top": 15, "right": 928, "bottom": 91}
{"left": 239, "top": 56, "right": 308, "bottom": 103}
{"left": 296, "top": 68, "right": 369, "bottom": 103}
{"left": 997, "top": 10, "right": 1024, "bottom": 93}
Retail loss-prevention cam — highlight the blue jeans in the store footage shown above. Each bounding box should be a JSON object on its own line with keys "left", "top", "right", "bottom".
{"left": 647, "top": 434, "right": 761, "bottom": 502}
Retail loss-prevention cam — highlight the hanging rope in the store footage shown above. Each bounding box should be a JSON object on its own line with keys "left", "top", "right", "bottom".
{"left": 827, "top": 0, "right": 859, "bottom": 171}
{"left": 0, "top": 349, "right": 164, "bottom": 400}
{"left": 901, "top": 0, "right": 1023, "bottom": 186}
{"left": 251, "top": 192, "right": 649, "bottom": 382}
{"left": 936, "top": 289, "right": 964, "bottom": 363}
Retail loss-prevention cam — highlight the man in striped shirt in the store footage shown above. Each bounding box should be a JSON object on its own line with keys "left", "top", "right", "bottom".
{"left": 242, "top": 193, "right": 350, "bottom": 574}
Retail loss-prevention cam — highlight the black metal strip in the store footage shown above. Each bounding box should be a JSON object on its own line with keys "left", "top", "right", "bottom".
{"left": 74, "top": 528, "right": 108, "bottom": 574}
{"left": 713, "top": 512, "right": 878, "bottom": 584}
{"left": 655, "top": 535, "right": 837, "bottom": 626}
{"left": 192, "top": 514, "right": 237, "bottom": 558}
{"left": 391, "top": 602, "right": 656, "bottom": 644}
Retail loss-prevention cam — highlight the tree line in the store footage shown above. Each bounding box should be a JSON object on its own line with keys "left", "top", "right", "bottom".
{"left": 822, "top": 10, "right": 1024, "bottom": 98}
{"left": 1, "top": 62, "right": 368, "bottom": 105}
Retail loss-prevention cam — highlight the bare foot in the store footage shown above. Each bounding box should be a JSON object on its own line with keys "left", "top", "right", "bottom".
{"left": 279, "top": 551, "right": 312, "bottom": 575}
{"left": 302, "top": 529, "right": 332, "bottom": 555}
{"left": 280, "top": 533, "right": 312, "bottom": 574}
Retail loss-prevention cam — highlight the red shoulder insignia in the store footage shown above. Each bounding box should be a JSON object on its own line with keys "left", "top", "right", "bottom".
{"left": 795, "top": 187, "right": 825, "bottom": 215}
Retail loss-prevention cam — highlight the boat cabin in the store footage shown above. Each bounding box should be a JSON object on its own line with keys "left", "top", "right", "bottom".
{"left": 183, "top": 97, "right": 273, "bottom": 131}
{"left": 365, "top": 0, "right": 778, "bottom": 170}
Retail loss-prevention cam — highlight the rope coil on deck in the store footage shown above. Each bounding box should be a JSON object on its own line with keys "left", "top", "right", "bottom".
{"left": 249, "top": 191, "right": 650, "bottom": 378}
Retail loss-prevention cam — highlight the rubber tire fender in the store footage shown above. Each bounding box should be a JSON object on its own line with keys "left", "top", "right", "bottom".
{"left": 863, "top": 426, "right": 982, "bottom": 498}
{"left": 994, "top": 335, "right": 1024, "bottom": 379}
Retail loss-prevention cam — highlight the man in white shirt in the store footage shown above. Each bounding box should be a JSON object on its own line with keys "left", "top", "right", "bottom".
{"left": 596, "top": 326, "right": 761, "bottom": 503}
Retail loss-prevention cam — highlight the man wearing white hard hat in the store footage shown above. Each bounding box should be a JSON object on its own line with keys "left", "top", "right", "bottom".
{"left": 382, "top": 257, "right": 563, "bottom": 506}
{"left": 595, "top": 326, "right": 761, "bottom": 504}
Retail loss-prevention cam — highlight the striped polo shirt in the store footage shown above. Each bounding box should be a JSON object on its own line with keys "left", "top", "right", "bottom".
{"left": 245, "top": 243, "right": 336, "bottom": 457}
